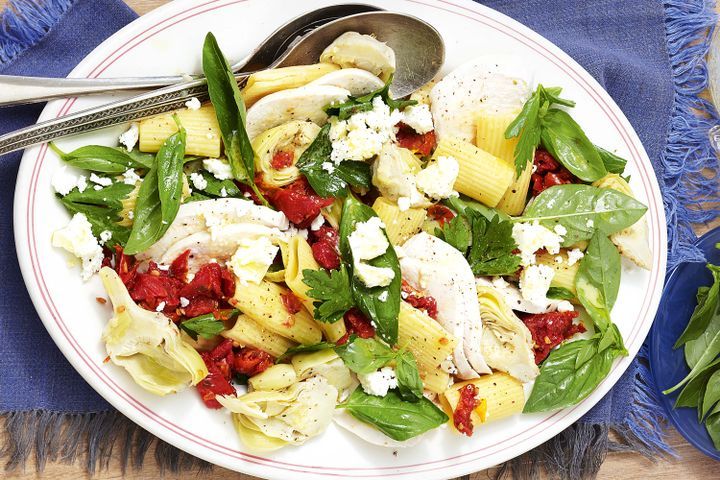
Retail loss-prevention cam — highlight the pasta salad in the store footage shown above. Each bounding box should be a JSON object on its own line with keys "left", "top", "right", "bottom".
{"left": 50, "top": 30, "right": 651, "bottom": 450}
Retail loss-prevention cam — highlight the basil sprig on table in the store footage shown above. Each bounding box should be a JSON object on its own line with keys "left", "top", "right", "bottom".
{"left": 301, "top": 264, "right": 355, "bottom": 323}
{"left": 524, "top": 232, "right": 627, "bottom": 413}
{"left": 339, "top": 388, "right": 448, "bottom": 441}
{"left": 59, "top": 182, "right": 134, "bottom": 247}
{"left": 124, "top": 116, "right": 186, "bottom": 255}
{"left": 296, "top": 124, "right": 372, "bottom": 198}
{"left": 49, "top": 143, "right": 152, "bottom": 173}
{"left": 518, "top": 184, "right": 647, "bottom": 246}
{"left": 506, "top": 84, "right": 630, "bottom": 182}
{"left": 338, "top": 194, "right": 401, "bottom": 345}
{"left": 202, "top": 32, "right": 267, "bottom": 206}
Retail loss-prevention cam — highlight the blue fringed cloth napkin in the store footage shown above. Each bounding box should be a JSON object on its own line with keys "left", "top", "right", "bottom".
{"left": 1, "top": 0, "right": 718, "bottom": 477}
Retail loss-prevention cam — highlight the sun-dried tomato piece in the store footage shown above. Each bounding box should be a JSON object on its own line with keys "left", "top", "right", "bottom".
{"left": 521, "top": 311, "right": 586, "bottom": 364}
{"left": 454, "top": 384, "right": 479, "bottom": 436}
{"left": 396, "top": 123, "right": 436, "bottom": 156}
{"left": 196, "top": 369, "right": 235, "bottom": 409}
{"left": 271, "top": 150, "right": 294, "bottom": 169}
{"left": 401, "top": 281, "right": 438, "bottom": 320}
{"left": 268, "top": 177, "right": 335, "bottom": 228}
{"left": 343, "top": 308, "right": 375, "bottom": 339}
{"left": 281, "top": 291, "right": 303, "bottom": 314}
{"left": 308, "top": 226, "right": 341, "bottom": 270}
{"left": 427, "top": 204, "right": 455, "bottom": 227}
{"left": 169, "top": 249, "right": 190, "bottom": 281}
{"left": 531, "top": 149, "right": 578, "bottom": 196}
{"left": 197, "top": 342, "right": 237, "bottom": 409}
{"left": 233, "top": 347, "right": 275, "bottom": 377}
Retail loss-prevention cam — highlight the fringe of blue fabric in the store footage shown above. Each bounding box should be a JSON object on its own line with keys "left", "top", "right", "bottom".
{"left": 0, "top": 0, "right": 73, "bottom": 65}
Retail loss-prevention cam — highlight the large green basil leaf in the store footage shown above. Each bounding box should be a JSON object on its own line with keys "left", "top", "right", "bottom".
{"left": 156, "top": 117, "right": 186, "bottom": 223}
{"left": 395, "top": 351, "right": 424, "bottom": 402}
{"left": 334, "top": 337, "right": 396, "bottom": 374}
{"left": 540, "top": 109, "right": 607, "bottom": 182}
{"left": 575, "top": 232, "right": 621, "bottom": 332}
{"left": 595, "top": 145, "right": 627, "bottom": 174}
{"left": 50, "top": 143, "right": 147, "bottom": 173}
{"left": 339, "top": 388, "right": 448, "bottom": 441}
{"left": 519, "top": 184, "right": 647, "bottom": 246}
{"left": 124, "top": 163, "right": 163, "bottom": 255}
{"left": 675, "top": 264, "right": 720, "bottom": 348}
{"left": 339, "top": 194, "right": 401, "bottom": 345}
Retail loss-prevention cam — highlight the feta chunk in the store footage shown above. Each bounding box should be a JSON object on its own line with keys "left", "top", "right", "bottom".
{"left": 228, "top": 236, "right": 279, "bottom": 285}
{"left": 416, "top": 155, "right": 459, "bottom": 200}
{"left": 309, "top": 214, "right": 325, "bottom": 231}
{"left": 118, "top": 123, "right": 139, "bottom": 152}
{"left": 122, "top": 169, "right": 142, "bottom": 186}
{"left": 511, "top": 221, "right": 564, "bottom": 266}
{"left": 378, "top": 290, "right": 389, "bottom": 302}
{"left": 51, "top": 213, "right": 104, "bottom": 281}
{"left": 189, "top": 172, "right": 207, "bottom": 190}
{"left": 52, "top": 167, "right": 82, "bottom": 195}
{"left": 99, "top": 230, "right": 112, "bottom": 245}
{"left": 401, "top": 104, "right": 434, "bottom": 134}
{"left": 566, "top": 248, "right": 585, "bottom": 266}
{"left": 354, "top": 262, "right": 395, "bottom": 288}
{"left": 397, "top": 197, "right": 411, "bottom": 211}
{"left": 519, "top": 264, "right": 555, "bottom": 304}
{"left": 556, "top": 300, "right": 574, "bottom": 312}
{"left": 185, "top": 97, "right": 201, "bottom": 110}
{"left": 155, "top": 301, "right": 166, "bottom": 312}
{"left": 358, "top": 367, "right": 398, "bottom": 396}
{"left": 203, "top": 158, "right": 233, "bottom": 180}
{"left": 89, "top": 173, "right": 112, "bottom": 186}
{"left": 348, "top": 217, "right": 389, "bottom": 260}
{"left": 179, "top": 297, "right": 190, "bottom": 308}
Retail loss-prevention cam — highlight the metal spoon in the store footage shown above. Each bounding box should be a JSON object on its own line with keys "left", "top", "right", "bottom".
{"left": 0, "top": 11, "right": 444, "bottom": 155}
{"left": 0, "top": 3, "right": 383, "bottom": 107}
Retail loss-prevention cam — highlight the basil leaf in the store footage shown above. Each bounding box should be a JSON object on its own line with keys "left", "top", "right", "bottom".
{"left": 125, "top": 148, "right": 155, "bottom": 169}
{"left": 466, "top": 212, "right": 521, "bottom": 276}
{"left": 547, "top": 287, "right": 575, "bottom": 301}
{"left": 675, "top": 358, "right": 720, "bottom": 408}
{"left": 339, "top": 388, "right": 447, "bottom": 441}
{"left": 519, "top": 184, "right": 647, "bottom": 246}
{"left": 276, "top": 342, "right": 338, "bottom": 363}
{"left": 540, "top": 109, "right": 607, "bottom": 182}
{"left": 202, "top": 32, "right": 267, "bottom": 205}
{"left": 395, "top": 351, "right": 424, "bottom": 402}
{"left": 157, "top": 116, "right": 186, "bottom": 222}
{"left": 575, "top": 232, "right": 621, "bottom": 332}
{"left": 334, "top": 337, "right": 396, "bottom": 374}
{"left": 302, "top": 265, "right": 355, "bottom": 323}
{"left": 524, "top": 337, "right": 623, "bottom": 412}
{"left": 595, "top": 145, "right": 627, "bottom": 174}
{"left": 50, "top": 143, "right": 146, "bottom": 173}
{"left": 444, "top": 195, "right": 510, "bottom": 222}
{"left": 180, "top": 313, "right": 225, "bottom": 341}
{"left": 339, "top": 194, "right": 401, "bottom": 345}
{"left": 195, "top": 171, "right": 241, "bottom": 198}
{"left": 124, "top": 163, "right": 163, "bottom": 254}
{"left": 325, "top": 74, "right": 416, "bottom": 119}
{"left": 675, "top": 264, "right": 720, "bottom": 348}
{"left": 62, "top": 182, "right": 134, "bottom": 211}
{"left": 296, "top": 124, "right": 371, "bottom": 198}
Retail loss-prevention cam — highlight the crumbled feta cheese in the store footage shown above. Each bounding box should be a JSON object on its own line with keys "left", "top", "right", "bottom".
{"left": 416, "top": 155, "right": 459, "bottom": 200}
{"left": 185, "top": 97, "right": 201, "bottom": 110}
{"left": 321, "top": 161, "right": 335, "bottom": 173}
{"left": 511, "top": 221, "right": 564, "bottom": 266}
{"left": 378, "top": 290, "right": 389, "bottom": 302}
{"left": 89, "top": 173, "right": 112, "bottom": 186}
{"left": 401, "top": 104, "right": 434, "bottom": 134}
{"left": 566, "top": 248, "right": 585, "bottom": 266}
{"left": 179, "top": 297, "right": 190, "bottom": 308}
{"left": 122, "top": 169, "right": 141, "bottom": 186}
{"left": 586, "top": 219, "right": 594, "bottom": 228}
{"left": 189, "top": 172, "right": 207, "bottom": 190}
{"left": 203, "top": 158, "right": 233, "bottom": 180}
{"left": 77, "top": 175, "right": 87, "bottom": 193}
{"left": 51, "top": 213, "right": 104, "bottom": 281}
{"left": 348, "top": 217, "right": 389, "bottom": 260}
{"left": 519, "top": 264, "right": 555, "bottom": 304}
{"left": 440, "top": 355, "right": 457, "bottom": 375}
{"left": 531, "top": 164, "right": 538, "bottom": 174}
{"left": 358, "top": 367, "right": 398, "bottom": 396}
{"left": 310, "top": 214, "right": 325, "bottom": 231}
{"left": 393, "top": 245, "right": 406, "bottom": 259}
{"left": 553, "top": 225, "right": 567, "bottom": 236}
{"left": 52, "top": 167, "right": 81, "bottom": 195}
{"left": 220, "top": 187, "right": 228, "bottom": 198}
{"left": 397, "top": 197, "right": 411, "bottom": 211}
{"left": 99, "top": 230, "right": 112, "bottom": 245}
{"left": 556, "top": 300, "right": 574, "bottom": 312}
{"left": 156, "top": 301, "right": 166, "bottom": 312}
{"left": 128, "top": 210, "right": 134, "bottom": 220}
{"left": 354, "top": 262, "right": 395, "bottom": 288}
{"left": 93, "top": 185, "right": 103, "bottom": 191}
{"left": 157, "top": 264, "right": 170, "bottom": 271}
{"left": 118, "top": 123, "right": 139, "bottom": 151}
{"left": 228, "top": 236, "right": 279, "bottom": 285}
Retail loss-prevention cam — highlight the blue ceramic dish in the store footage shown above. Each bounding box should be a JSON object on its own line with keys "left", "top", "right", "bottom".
{"left": 650, "top": 226, "right": 720, "bottom": 460}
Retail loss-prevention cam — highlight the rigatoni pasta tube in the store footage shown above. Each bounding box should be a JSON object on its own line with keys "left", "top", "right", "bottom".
{"left": 440, "top": 373, "right": 525, "bottom": 430}
{"left": 248, "top": 364, "right": 298, "bottom": 391}
{"left": 242, "top": 63, "right": 340, "bottom": 105}
{"left": 372, "top": 197, "right": 426, "bottom": 246}
{"left": 536, "top": 251, "right": 580, "bottom": 296}
{"left": 496, "top": 159, "right": 532, "bottom": 216}
{"left": 283, "top": 236, "right": 347, "bottom": 342}
{"left": 397, "top": 302, "right": 456, "bottom": 394}
{"left": 432, "top": 137, "right": 514, "bottom": 207}
{"left": 222, "top": 314, "right": 295, "bottom": 358}
{"left": 232, "top": 280, "right": 322, "bottom": 345}
{"left": 139, "top": 105, "right": 221, "bottom": 157}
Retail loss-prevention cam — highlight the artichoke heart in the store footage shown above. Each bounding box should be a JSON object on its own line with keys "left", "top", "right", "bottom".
{"left": 320, "top": 31, "right": 396, "bottom": 81}
{"left": 372, "top": 143, "right": 429, "bottom": 207}
{"left": 99, "top": 267, "right": 208, "bottom": 396}
{"left": 252, "top": 121, "right": 320, "bottom": 187}
{"left": 592, "top": 173, "right": 652, "bottom": 269}
{"left": 217, "top": 376, "right": 337, "bottom": 450}
{"left": 477, "top": 286, "right": 539, "bottom": 383}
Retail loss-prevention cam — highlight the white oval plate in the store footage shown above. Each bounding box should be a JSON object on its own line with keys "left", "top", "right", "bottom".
{"left": 14, "top": 0, "right": 667, "bottom": 478}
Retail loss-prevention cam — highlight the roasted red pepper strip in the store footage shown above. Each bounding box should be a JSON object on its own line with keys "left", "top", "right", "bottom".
{"left": 530, "top": 149, "right": 578, "bottom": 196}
{"left": 267, "top": 177, "right": 334, "bottom": 228}
{"left": 337, "top": 308, "right": 376, "bottom": 344}
{"left": 281, "top": 291, "right": 303, "bottom": 314}
{"left": 521, "top": 311, "right": 586, "bottom": 364}
{"left": 453, "top": 384, "right": 479, "bottom": 437}
{"left": 427, "top": 204, "right": 455, "bottom": 228}
{"left": 233, "top": 347, "right": 275, "bottom": 377}
{"left": 396, "top": 123, "right": 436, "bottom": 156}
{"left": 308, "top": 226, "right": 341, "bottom": 270}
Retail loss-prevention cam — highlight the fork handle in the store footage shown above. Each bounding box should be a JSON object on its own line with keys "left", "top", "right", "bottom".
{"left": 0, "top": 74, "right": 199, "bottom": 107}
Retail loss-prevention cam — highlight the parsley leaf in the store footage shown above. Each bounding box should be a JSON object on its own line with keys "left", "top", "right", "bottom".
{"left": 296, "top": 124, "right": 372, "bottom": 198}
{"left": 434, "top": 214, "right": 471, "bottom": 253}
{"left": 179, "top": 313, "right": 227, "bottom": 341}
{"left": 466, "top": 212, "right": 521, "bottom": 276}
{"left": 302, "top": 265, "right": 355, "bottom": 322}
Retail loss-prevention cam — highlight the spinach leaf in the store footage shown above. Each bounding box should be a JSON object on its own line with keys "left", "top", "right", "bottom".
{"left": 664, "top": 314, "right": 720, "bottom": 395}
{"left": 706, "top": 410, "right": 720, "bottom": 450}
{"left": 702, "top": 369, "right": 720, "bottom": 420}
{"left": 276, "top": 341, "right": 338, "bottom": 363}
{"left": 547, "top": 287, "right": 575, "bottom": 301}
{"left": 595, "top": 145, "right": 627, "bottom": 174}
{"left": 540, "top": 109, "right": 607, "bottom": 182}
{"left": 339, "top": 194, "right": 401, "bottom": 345}
{"left": 519, "top": 184, "right": 648, "bottom": 246}
{"left": 675, "top": 264, "right": 720, "bottom": 348}
{"left": 575, "top": 232, "right": 621, "bottom": 332}
{"left": 524, "top": 336, "right": 624, "bottom": 412}
{"left": 296, "top": 124, "right": 372, "bottom": 198}
{"left": 675, "top": 358, "right": 720, "bottom": 408}
{"left": 157, "top": 115, "right": 186, "bottom": 223}
{"left": 395, "top": 351, "right": 423, "bottom": 402}
{"left": 49, "top": 142, "right": 147, "bottom": 173}
{"left": 302, "top": 265, "right": 355, "bottom": 322}
{"left": 179, "top": 313, "right": 225, "bottom": 341}
{"left": 466, "top": 212, "right": 521, "bottom": 276}
{"left": 334, "top": 337, "right": 397, "bottom": 374}
{"left": 338, "top": 388, "right": 448, "bottom": 441}
{"left": 202, "top": 32, "right": 267, "bottom": 205}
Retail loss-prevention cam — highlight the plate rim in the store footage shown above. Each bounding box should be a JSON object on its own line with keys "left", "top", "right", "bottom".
{"left": 12, "top": 0, "right": 668, "bottom": 478}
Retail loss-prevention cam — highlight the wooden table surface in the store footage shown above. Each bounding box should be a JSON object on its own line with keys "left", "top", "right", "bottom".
{"left": 1, "top": 0, "right": 719, "bottom": 478}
